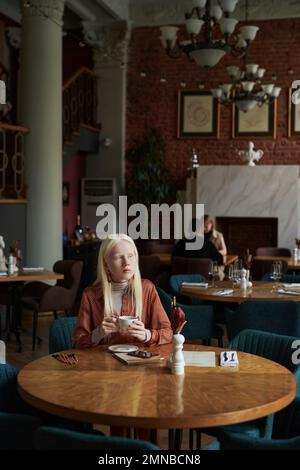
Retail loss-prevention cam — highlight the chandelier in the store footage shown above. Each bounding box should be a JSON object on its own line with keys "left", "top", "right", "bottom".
{"left": 211, "top": 61, "right": 281, "bottom": 112}
{"left": 160, "top": 0, "right": 259, "bottom": 68}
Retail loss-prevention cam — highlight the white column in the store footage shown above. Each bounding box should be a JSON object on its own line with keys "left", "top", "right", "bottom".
{"left": 20, "top": 0, "right": 65, "bottom": 269}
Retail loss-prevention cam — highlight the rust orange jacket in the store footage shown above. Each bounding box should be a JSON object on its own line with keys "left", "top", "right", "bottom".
{"left": 72, "top": 279, "right": 173, "bottom": 348}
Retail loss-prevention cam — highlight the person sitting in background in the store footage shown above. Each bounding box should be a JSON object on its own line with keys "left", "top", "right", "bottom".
{"left": 204, "top": 214, "right": 227, "bottom": 257}
{"left": 172, "top": 223, "right": 223, "bottom": 265}
{"left": 72, "top": 233, "right": 172, "bottom": 349}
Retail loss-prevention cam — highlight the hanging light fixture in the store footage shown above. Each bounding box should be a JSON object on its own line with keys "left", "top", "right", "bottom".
{"left": 211, "top": 62, "right": 281, "bottom": 112}
{"left": 160, "top": 0, "right": 259, "bottom": 68}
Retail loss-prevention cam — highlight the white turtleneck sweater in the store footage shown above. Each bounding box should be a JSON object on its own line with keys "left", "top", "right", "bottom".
{"left": 91, "top": 280, "right": 151, "bottom": 345}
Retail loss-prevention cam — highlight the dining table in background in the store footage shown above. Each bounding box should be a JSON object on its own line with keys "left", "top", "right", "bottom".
{"left": 152, "top": 253, "right": 239, "bottom": 267}
{"left": 18, "top": 343, "right": 296, "bottom": 449}
{"left": 181, "top": 280, "right": 300, "bottom": 303}
{"left": 0, "top": 269, "right": 64, "bottom": 351}
{"left": 253, "top": 256, "right": 300, "bottom": 271}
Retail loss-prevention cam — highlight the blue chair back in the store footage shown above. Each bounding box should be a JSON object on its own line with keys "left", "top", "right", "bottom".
{"left": 49, "top": 317, "right": 77, "bottom": 354}
{"left": 226, "top": 301, "right": 300, "bottom": 341}
{"left": 170, "top": 274, "right": 207, "bottom": 305}
{"left": 219, "top": 396, "right": 300, "bottom": 449}
{"left": 35, "top": 426, "right": 159, "bottom": 450}
{"left": 229, "top": 329, "right": 300, "bottom": 374}
{"left": 219, "top": 431, "right": 300, "bottom": 450}
{"left": 156, "top": 287, "right": 215, "bottom": 340}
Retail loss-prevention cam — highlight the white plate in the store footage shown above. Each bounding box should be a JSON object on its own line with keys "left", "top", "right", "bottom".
{"left": 108, "top": 344, "right": 139, "bottom": 353}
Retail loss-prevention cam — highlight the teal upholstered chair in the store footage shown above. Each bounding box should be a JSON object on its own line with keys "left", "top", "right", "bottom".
{"left": 0, "top": 412, "right": 42, "bottom": 450}
{"left": 225, "top": 301, "right": 300, "bottom": 342}
{"left": 49, "top": 317, "right": 77, "bottom": 354}
{"left": 35, "top": 426, "right": 159, "bottom": 450}
{"left": 170, "top": 274, "right": 208, "bottom": 305}
{"left": 0, "top": 363, "right": 42, "bottom": 449}
{"left": 219, "top": 397, "right": 300, "bottom": 450}
{"left": 195, "top": 330, "right": 300, "bottom": 449}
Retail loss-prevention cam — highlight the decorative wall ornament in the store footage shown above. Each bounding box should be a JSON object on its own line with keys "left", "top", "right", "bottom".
{"left": 82, "top": 20, "right": 131, "bottom": 67}
{"left": 21, "top": 0, "right": 65, "bottom": 26}
{"left": 6, "top": 27, "right": 22, "bottom": 49}
{"left": 238, "top": 141, "right": 264, "bottom": 166}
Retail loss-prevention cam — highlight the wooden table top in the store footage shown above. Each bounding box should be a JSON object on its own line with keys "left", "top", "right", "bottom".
{"left": 182, "top": 280, "right": 300, "bottom": 303}
{"left": 0, "top": 269, "right": 64, "bottom": 283}
{"left": 152, "top": 253, "right": 238, "bottom": 267}
{"left": 253, "top": 256, "right": 300, "bottom": 271}
{"left": 18, "top": 344, "right": 296, "bottom": 430}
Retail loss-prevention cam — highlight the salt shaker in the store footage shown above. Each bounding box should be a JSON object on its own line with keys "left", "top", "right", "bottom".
{"left": 8, "top": 255, "right": 14, "bottom": 275}
{"left": 171, "top": 333, "right": 185, "bottom": 375}
{"left": 240, "top": 268, "right": 248, "bottom": 290}
{"left": 293, "top": 248, "right": 298, "bottom": 262}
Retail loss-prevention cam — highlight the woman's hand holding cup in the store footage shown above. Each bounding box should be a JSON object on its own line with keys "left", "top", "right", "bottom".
{"left": 126, "top": 319, "right": 147, "bottom": 342}
{"left": 101, "top": 314, "right": 119, "bottom": 335}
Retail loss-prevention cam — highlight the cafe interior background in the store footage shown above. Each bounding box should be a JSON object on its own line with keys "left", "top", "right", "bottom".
{"left": 0, "top": 0, "right": 300, "bottom": 452}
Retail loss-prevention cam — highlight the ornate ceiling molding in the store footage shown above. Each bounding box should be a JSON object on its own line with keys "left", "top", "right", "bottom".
{"left": 129, "top": 0, "right": 300, "bottom": 27}
{"left": 83, "top": 20, "right": 131, "bottom": 68}
{"left": 21, "top": 0, "right": 65, "bottom": 26}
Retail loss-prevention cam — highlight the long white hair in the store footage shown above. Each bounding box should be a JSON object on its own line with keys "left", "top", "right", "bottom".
{"left": 94, "top": 234, "right": 143, "bottom": 319}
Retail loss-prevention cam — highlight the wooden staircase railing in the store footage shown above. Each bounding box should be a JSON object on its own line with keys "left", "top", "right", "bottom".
{"left": 63, "top": 67, "right": 99, "bottom": 143}
{"left": 0, "top": 123, "right": 30, "bottom": 202}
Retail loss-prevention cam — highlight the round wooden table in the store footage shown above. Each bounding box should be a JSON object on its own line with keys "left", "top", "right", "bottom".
{"left": 182, "top": 281, "right": 300, "bottom": 303}
{"left": 18, "top": 344, "right": 296, "bottom": 430}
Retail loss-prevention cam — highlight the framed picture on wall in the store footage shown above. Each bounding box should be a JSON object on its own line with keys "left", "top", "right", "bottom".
{"left": 178, "top": 90, "right": 220, "bottom": 138}
{"left": 232, "top": 100, "right": 277, "bottom": 139}
{"left": 288, "top": 86, "right": 300, "bottom": 137}
{"left": 63, "top": 182, "right": 70, "bottom": 206}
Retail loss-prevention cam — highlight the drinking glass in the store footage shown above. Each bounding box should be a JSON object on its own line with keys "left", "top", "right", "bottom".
{"left": 208, "top": 261, "right": 219, "bottom": 288}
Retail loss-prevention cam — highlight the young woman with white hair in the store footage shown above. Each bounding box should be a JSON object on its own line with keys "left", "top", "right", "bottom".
{"left": 72, "top": 233, "right": 172, "bottom": 348}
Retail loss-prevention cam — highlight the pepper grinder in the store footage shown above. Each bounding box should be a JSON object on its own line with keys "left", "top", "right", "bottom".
{"left": 171, "top": 333, "right": 185, "bottom": 375}
{"left": 240, "top": 268, "right": 248, "bottom": 290}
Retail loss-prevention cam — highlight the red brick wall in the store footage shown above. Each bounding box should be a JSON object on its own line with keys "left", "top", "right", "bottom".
{"left": 126, "top": 18, "right": 300, "bottom": 190}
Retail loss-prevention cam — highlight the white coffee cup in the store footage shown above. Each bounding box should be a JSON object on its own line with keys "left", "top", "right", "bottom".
{"left": 119, "top": 316, "right": 136, "bottom": 332}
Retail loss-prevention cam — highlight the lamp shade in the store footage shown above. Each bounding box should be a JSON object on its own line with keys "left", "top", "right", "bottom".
{"left": 226, "top": 65, "right": 240, "bottom": 77}
{"left": 186, "top": 18, "right": 204, "bottom": 35}
{"left": 160, "top": 26, "right": 179, "bottom": 43}
{"left": 189, "top": 48, "right": 226, "bottom": 67}
{"left": 211, "top": 88, "right": 223, "bottom": 98}
{"left": 210, "top": 5, "right": 223, "bottom": 20}
{"left": 272, "top": 87, "right": 281, "bottom": 97}
{"left": 235, "top": 99, "right": 258, "bottom": 112}
{"left": 219, "top": 18, "right": 238, "bottom": 35}
{"left": 240, "top": 26, "right": 259, "bottom": 42}
{"left": 246, "top": 64, "right": 259, "bottom": 75}
{"left": 219, "top": 0, "right": 238, "bottom": 13}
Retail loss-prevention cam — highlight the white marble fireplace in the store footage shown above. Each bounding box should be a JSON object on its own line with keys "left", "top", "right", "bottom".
{"left": 186, "top": 165, "right": 300, "bottom": 250}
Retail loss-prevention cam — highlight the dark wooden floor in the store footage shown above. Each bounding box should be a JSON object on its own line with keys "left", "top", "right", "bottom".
{"left": 4, "top": 311, "right": 215, "bottom": 450}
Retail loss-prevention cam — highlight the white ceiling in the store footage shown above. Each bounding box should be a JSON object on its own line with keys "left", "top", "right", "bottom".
{"left": 2, "top": 0, "right": 300, "bottom": 26}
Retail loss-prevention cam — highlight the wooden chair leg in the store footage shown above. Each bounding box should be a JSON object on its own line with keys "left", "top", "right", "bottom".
{"left": 53, "top": 310, "right": 58, "bottom": 320}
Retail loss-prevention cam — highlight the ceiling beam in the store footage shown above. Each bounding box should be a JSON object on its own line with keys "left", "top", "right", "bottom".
{"left": 66, "top": 0, "right": 97, "bottom": 21}
{"left": 95, "top": 0, "right": 129, "bottom": 21}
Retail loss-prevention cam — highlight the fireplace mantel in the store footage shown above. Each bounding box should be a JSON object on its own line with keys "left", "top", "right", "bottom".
{"left": 186, "top": 165, "right": 300, "bottom": 250}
